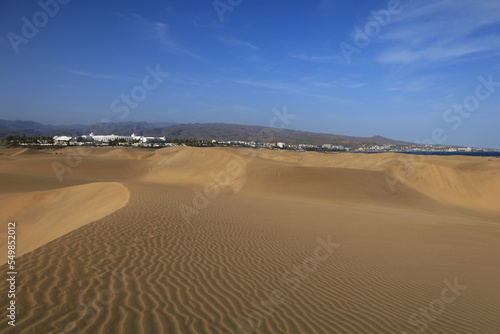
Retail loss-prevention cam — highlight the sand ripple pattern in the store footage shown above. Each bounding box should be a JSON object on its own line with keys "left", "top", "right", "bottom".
{"left": 1, "top": 180, "right": 499, "bottom": 333}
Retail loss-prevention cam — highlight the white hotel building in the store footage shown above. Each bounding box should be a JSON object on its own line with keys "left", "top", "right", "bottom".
{"left": 88, "top": 133, "right": 166, "bottom": 143}
{"left": 53, "top": 133, "right": 166, "bottom": 144}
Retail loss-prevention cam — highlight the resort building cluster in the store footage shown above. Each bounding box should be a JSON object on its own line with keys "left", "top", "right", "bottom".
{"left": 5, "top": 133, "right": 493, "bottom": 153}
{"left": 54, "top": 133, "right": 166, "bottom": 144}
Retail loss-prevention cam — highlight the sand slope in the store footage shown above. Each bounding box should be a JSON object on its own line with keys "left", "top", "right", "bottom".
{"left": 0, "top": 182, "right": 129, "bottom": 263}
{"left": 387, "top": 156, "right": 500, "bottom": 213}
{"left": 0, "top": 147, "right": 499, "bottom": 334}
{"left": 145, "top": 147, "right": 248, "bottom": 193}
{"left": 245, "top": 150, "right": 500, "bottom": 214}
{"left": 144, "top": 147, "right": 500, "bottom": 214}
{"left": 11, "top": 148, "right": 53, "bottom": 156}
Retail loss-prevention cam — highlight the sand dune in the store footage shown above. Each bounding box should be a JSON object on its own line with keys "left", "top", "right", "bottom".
{"left": 0, "top": 147, "right": 499, "bottom": 334}
{"left": 245, "top": 150, "right": 500, "bottom": 214}
{"left": 238, "top": 154, "right": 430, "bottom": 210}
{"left": 144, "top": 147, "right": 500, "bottom": 214}
{"left": 11, "top": 148, "right": 56, "bottom": 156}
{"left": 387, "top": 157, "right": 500, "bottom": 213}
{"left": 0, "top": 182, "right": 129, "bottom": 263}
{"left": 145, "top": 147, "right": 248, "bottom": 193}
{"left": 99, "top": 148, "right": 155, "bottom": 160}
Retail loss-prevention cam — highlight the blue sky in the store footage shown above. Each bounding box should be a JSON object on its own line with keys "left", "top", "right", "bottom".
{"left": 1, "top": 0, "right": 500, "bottom": 148}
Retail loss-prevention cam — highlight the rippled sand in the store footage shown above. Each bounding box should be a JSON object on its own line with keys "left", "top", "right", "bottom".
{"left": 0, "top": 146, "right": 499, "bottom": 333}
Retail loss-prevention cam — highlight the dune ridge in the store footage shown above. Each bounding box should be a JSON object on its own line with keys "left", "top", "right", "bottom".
{"left": 0, "top": 182, "right": 130, "bottom": 263}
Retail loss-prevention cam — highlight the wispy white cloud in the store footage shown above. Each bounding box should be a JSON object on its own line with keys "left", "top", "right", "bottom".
{"left": 132, "top": 14, "right": 203, "bottom": 60}
{"left": 317, "top": 0, "right": 335, "bottom": 11}
{"left": 315, "top": 0, "right": 337, "bottom": 18}
{"left": 201, "top": 103, "right": 259, "bottom": 114}
{"left": 233, "top": 79, "right": 305, "bottom": 94}
{"left": 300, "top": 76, "right": 365, "bottom": 89}
{"left": 232, "top": 77, "right": 365, "bottom": 103}
{"left": 68, "top": 70, "right": 140, "bottom": 83}
{"left": 376, "top": 0, "right": 500, "bottom": 64}
{"left": 387, "top": 75, "right": 442, "bottom": 93}
{"left": 300, "top": 76, "right": 337, "bottom": 88}
{"left": 217, "top": 36, "right": 263, "bottom": 62}
{"left": 217, "top": 36, "right": 260, "bottom": 50}
{"left": 343, "top": 82, "right": 365, "bottom": 89}
{"left": 290, "top": 53, "right": 339, "bottom": 63}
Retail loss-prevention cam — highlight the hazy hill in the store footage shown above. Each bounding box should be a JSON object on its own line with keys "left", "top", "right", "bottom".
{"left": 156, "top": 123, "right": 411, "bottom": 146}
{"left": 0, "top": 119, "right": 411, "bottom": 146}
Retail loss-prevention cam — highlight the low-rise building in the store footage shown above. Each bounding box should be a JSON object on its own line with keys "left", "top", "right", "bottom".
{"left": 53, "top": 136, "right": 73, "bottom": 143}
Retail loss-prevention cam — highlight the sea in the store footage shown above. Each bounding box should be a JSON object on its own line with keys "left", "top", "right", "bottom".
{"left": 359, "top": 151, "right": 500, "bottom": 157}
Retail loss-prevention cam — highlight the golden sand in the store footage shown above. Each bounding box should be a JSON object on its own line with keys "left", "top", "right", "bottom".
{"left": 0, "top": 146, "right": 499, "bottom": 333}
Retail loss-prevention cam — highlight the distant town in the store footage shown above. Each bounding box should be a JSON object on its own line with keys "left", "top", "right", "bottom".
{"left": 2, "top": 133, "right": 498, "bottom": 153}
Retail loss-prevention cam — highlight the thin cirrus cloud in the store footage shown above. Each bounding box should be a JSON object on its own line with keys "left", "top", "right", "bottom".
{"left": 232, "top": 79, "right": 306, "bottom": 94}
{"left": 290, "top": 53, "right": 339, "bottom": 63}
{"left": 299, "top": 76, "right": 338, "bottom": 88}
{"left": 300, "top": 77, "right": 365, "bottom": 89}
{"left": 317, "top": 0, "right": 336, "bottom": 11}
{"left": 232, "top": 78, "right": 362, "bottom": 102}
{"left": 67, "top": 70, "right": 141, "bottom": 83}
{"left": 375, "top": 0, "right": 500, "bottom": 65}
{"left": 343, "top": 83, "right": 366, "bottom": 89}
{"left": 387, "top": 75, "right": 443, "bottom": 93}
{"left": 131, "top": 14, "right": 203, "bottom": 60}
{"left": 217, "top": 36, "right": 260, "bottom": 50}
{"left": 377, "top": 37, "right": 500, "bottom": 65}
{"left": 315, "top": 0, "right": 337, "bottom": 17}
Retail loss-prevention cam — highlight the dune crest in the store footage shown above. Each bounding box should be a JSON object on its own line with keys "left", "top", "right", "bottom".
{"left": 99, "top": 148, "right": 155, "bottom": 160}
{"left": 0, "top": 182, "right": 129, "bottom": 263}
{"left": 145, "top": 146, "right": 248, "bottom": 193}
{"left": 240, "top": 150, "right": 500, "bottom": 214}
{"left": 387, "top": 158, "right": 500, "bottom": 213}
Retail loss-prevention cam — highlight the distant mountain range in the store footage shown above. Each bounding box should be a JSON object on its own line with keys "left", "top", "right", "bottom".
{"left": 0, "top": 119, "right": 412, "bottom": 146}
